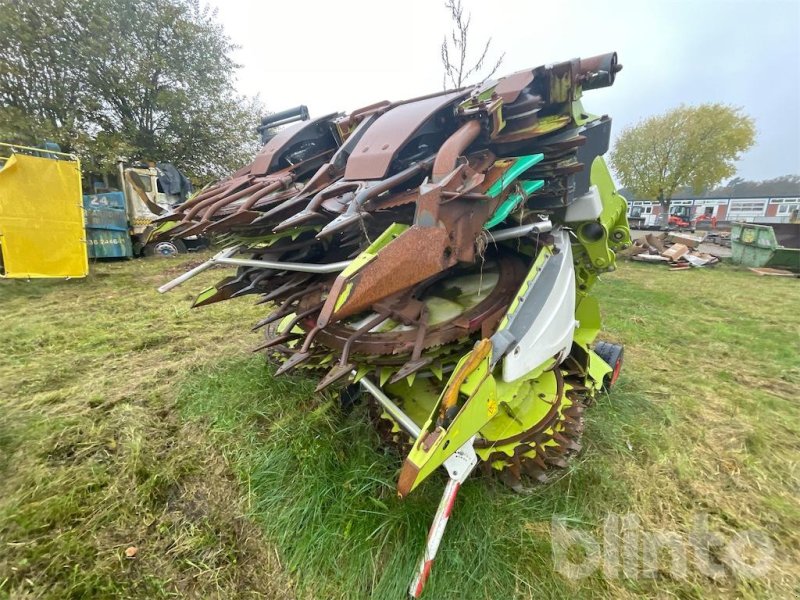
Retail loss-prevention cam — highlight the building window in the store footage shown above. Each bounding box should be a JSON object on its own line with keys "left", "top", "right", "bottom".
{"left": 728, "top": 199, "right": 767, "bottom": 218}
{"left": 777, "top": 203, "right": 799, "bottom": 215}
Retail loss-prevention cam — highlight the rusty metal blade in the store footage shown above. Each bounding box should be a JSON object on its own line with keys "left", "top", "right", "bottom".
{"left": 315, "top": 362, "right": 356, "bottom": 392}
{"left": 275, "top": 351, "right": 311, "bottom": 375}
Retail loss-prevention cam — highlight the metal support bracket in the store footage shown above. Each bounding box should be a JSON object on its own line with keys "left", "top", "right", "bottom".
{"left": 357, "top": 373, "right": 421, "bottom": 438}
{"left": 487, "top": 219, "right": 552, "bottom": 242}
{"left": 157, "top": 245, "right": 352, "bottom": 294}
{"left": 158, "top": 221, "right": 552, "bottom": 295}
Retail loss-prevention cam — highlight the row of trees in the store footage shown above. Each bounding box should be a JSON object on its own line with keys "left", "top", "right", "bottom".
{"left": 0, "top": 0, "right": 262, "bottom": 183}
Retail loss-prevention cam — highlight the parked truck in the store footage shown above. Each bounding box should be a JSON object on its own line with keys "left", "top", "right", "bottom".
{"left": 83, "top": 161, "right": 208, "bottom": 258}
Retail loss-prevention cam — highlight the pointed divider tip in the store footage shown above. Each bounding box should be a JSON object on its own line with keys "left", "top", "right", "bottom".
{"left": 274, "top": 351, "right": 311, "bottom": 375}
{"left": 315, "top": 362, "right": 356, "bottom": 392}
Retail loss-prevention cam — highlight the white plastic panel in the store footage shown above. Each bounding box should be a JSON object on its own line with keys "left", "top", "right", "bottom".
{"left": 564, "top": 185, "right": 602, "bottom": 222}
{"left": 500, "top": 229, "right": 576, "bottom": 382}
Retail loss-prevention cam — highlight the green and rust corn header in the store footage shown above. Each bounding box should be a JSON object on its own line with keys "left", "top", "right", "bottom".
{"left": 158, "top": 52, "right": 630, "bottom": 596}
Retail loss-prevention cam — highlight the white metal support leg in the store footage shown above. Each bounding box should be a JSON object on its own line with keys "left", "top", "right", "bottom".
{"left": 408, "top": 438, "right": 478, "bottom": 598}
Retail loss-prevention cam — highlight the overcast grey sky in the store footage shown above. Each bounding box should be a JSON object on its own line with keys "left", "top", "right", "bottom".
{"left": 208, "top": 0, "right": 800, "bottom": 182}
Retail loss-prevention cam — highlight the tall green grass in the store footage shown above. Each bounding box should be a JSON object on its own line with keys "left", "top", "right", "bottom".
{"left": 180, "top": 358, "right": 692, "bottom": 599}
{"left": 179, "top": 263, "right": 799, "bottom": 599}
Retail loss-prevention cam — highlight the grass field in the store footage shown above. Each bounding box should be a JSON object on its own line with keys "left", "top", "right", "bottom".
{"left": 1, "top": 252, "right": 798, "bottom": 599}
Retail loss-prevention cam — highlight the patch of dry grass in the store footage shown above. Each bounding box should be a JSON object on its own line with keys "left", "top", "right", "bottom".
{"left": 0, "top": 253, "right": 293, "bottom": 598}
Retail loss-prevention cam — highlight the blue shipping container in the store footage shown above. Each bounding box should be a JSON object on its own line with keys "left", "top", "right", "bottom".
{"left": 83, "top": 192, "right": 133, "bottom": 258}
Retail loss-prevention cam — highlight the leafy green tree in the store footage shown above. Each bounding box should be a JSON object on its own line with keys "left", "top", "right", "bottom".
{"left": 610, "top": 104, "right": 756, "bottom": 213}
{"left": 0, "top": 0, "right": 262, "bottom": 183}
{"left": 0, "top": 0, "right": 95, "bottom": 153}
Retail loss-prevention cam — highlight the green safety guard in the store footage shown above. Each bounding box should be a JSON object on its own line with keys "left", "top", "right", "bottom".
{"left": 486, "top": 179, "right": 545, "bottom": 229}
{"left": 484, "top": 154, "right": 544, "bottom": 229}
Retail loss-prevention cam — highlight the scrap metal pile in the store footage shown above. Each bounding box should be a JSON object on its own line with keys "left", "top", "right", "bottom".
{"left": 157, "top": 52, "right": 630, "bottom": 596}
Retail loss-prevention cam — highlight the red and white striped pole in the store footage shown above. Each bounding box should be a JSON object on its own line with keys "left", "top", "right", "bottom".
{"left": 408, "top": 439, "right": 477, "bottom": 598}
{"left": 409, "top": 478, "right": 462, "bottom": 598}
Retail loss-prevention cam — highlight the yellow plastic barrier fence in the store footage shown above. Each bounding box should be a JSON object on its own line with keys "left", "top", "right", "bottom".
{"left": 0, "top": 145, "right": 88, "bottom": 278}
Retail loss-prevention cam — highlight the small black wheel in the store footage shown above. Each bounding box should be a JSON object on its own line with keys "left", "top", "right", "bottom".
{"left": 143, "top": 239, "right": 186, "bottom": 257}
{"left": 338, "top": 383, "right": 363, "bottom": 414}
{"left": 594, "top": 341, "right": 624, "bottom": 391}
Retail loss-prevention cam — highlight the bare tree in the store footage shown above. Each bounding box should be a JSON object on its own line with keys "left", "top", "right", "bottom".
{"left": 441, "top": 0, "right": 505, "bottom": 89}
